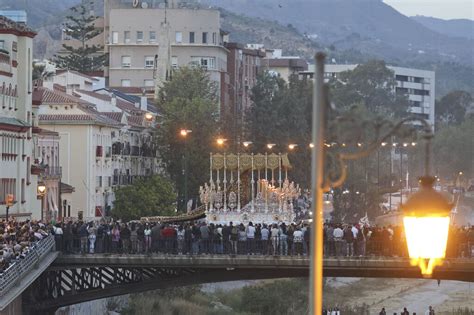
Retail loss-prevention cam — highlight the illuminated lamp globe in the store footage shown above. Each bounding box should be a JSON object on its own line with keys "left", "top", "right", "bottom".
{"left": 144, "top": 113, "right": 153, "bottom": 122}
{"left": 401, "top": 176, "right": 452, "bottom": 277}
{"left": 37, "top": 184, "right": 47, "bottom": 195}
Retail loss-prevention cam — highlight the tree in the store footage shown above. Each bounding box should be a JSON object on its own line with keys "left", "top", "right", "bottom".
{"left": 245, "top": 73, "right": 313, "bottom": 187}
{"left": 329, "top": 60, "right": 409, "bottom": 118}
{"left": 112, "top": 175, "right": 176, "bottom": 221}
{"left": 54, "top": 2, "right": 107, "bottom": 72}
{"left": 155, "top": 67, "right": 220, "bottom": 210}
{"left": 433, "top": 117, "right": 474, "bottom": 180}
{"left": 435, "top": 90, "right": 472, "bottom": 127}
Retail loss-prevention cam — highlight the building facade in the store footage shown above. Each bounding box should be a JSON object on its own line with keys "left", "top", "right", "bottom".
{"left": 104, "top": 0, "right": 229, "bottom": 107}
{"left": 224, "top": 42, "right": 265, "bottom": 141}
{"left": 35, "top": 84, "right": 159, "bottom": 220}
{"left": 0, "top": 16, "right": 42, "bottom": 219}
{"left": 323, "top": 64, "right": 436, "bottom": 127}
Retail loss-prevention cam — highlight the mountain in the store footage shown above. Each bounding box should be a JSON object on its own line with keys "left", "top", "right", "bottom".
{"left": 411, "top": 15, "right": 474, "bottom": 40}
{"left": 0, "top": 0, "right": 78, "bottom": 27}
{"left": 203, "top": 0, "right": 474, "bottom": 68}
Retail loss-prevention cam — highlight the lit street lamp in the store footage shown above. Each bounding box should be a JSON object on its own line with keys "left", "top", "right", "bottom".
{"left": 402, "top": 176, "right": 452, "bottom": 276}
{"left": 37, "top": 183, "right": 47, "bottom": 221}
{"left": 144, "top": 112, "right": 154, "bottom": 122}
{"left": 180, "top": 129, "right": 192, "bottom": 212}
{"left": 310, "top": 53, "right": 451, "bottom": 312}
{"left": 267, "top": 143, "right": 276, "bottom": 150}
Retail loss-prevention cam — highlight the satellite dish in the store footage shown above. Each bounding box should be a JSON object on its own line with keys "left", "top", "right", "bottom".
{"left": 141, "top": 1, "right": 148, "bottom": 8}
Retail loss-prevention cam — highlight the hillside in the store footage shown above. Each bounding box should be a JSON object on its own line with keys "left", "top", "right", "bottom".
{"left": 204, "top": 0, "right": 474, "bottom": 68}
{"left": 411, "top": 15, "right": 474, "bottom": 40}
{"left": 3, "top": 0, "right": 473, "bottom": 97}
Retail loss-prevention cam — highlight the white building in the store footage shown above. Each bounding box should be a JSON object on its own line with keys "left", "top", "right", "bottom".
{"left": 35, "top": 87, "right": 122, "bottom": 220}
{"left": 0, "top": 16, "right": 42, "bottom": 220}
{"left": 34, "top": 82, "right": 159, "bottom": 220}
{"left": 322, "top": 64, "right": 436, "bottom": 127}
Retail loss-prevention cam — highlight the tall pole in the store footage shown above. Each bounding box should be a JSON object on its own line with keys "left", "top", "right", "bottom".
{"left": 310, "top": 53, "right": 325, "bottom": 314}
{"left": 400, "top": 145, "right": 403, "bottom": 205}
{"left": 184, "top": 136, "right": 188, "bottom": 212}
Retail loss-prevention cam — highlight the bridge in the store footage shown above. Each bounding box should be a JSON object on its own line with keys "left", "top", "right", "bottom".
{"left": 2, "top": 237, "right": 474, "bottom": 314}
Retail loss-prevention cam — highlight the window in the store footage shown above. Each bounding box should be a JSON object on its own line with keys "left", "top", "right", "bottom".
{"left": 124, "top": 31, "right": 131, "bottom": 43}
{"left": 212, "top": 32, "right": 217, "bottom": 44}
{"left": 136, "top": 31, "right": 143, "bottom": 42}
{"left": 121, "top": 79, "right": 131, "bottom": 87}
{"left": 21, "top": 179, "right": 25, "bottom": 203}
{"left": 202, "top": 32, "right": 208, "bottom": 44}
{"left": 145, "top": 56, "right": 154, "bottom": 68}
{"left": 96, "top": 176, "right": 102, "bottom": 188}
{"left": 189, "top": 32, "right": 195, "bottom": 43}
{"left": 191, "top": 56, "right": 216, "bottom": 70}
{"left": 112, "top": 32, "right": 118, "bottom": 44}
{"left": 149, "top": 31, "right": 156, "bottom": 42}
{"left": 144, "top": 79, "right": 154, "bottom": 87}
{"left": 122, "top": 55, "right": 131, "bottom": 68}
{"left": 171, "top": 56, "right": 178, "bottom": 69}
{"left": 175, "top": 32, "right": 182, "bottom": 43}
{"left": 0, "top": 40, "right": 5, "bottom": 50}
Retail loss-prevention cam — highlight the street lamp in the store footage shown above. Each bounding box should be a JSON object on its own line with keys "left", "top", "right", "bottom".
{"left": 216, "top": 138, "right": 227, "bottom": 146}
{"left": 242, "top": 141, "right": 253, "bottom": 148}
{"left": 267, "top": 143, "right": 276, "bottom": 150}
{"left": 144, "top": 112, "right": 154, "bottom": 122}
{"left": 180, "top": 129, "right": 192, "bottom": 212}
{"left": 402, "top": 176, "right": 452, "bottom": 276}
{"left": 310, "top": 53, "right": 452, "bottom": 313}
{"left": 37, "top": 183, "right": 47, "bottom": 221}
{"left": 288, "top": 144, "right": 298, "bottom": 150}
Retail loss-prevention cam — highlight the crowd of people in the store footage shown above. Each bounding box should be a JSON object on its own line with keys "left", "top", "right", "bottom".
{"left": 50, "top": 220, "right": 312, "bottom": 256}
{"left": 0, "top": 220, "right": 50, "bottom": 273}
{"left": 1, "top": 218, "right": 473, "bottom": 260}
{"left": 324, "top": 223, "right": 474, "bottom": 258}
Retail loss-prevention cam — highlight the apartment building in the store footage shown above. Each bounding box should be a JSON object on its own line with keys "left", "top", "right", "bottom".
{"left": 224, "top": 42, "right": 266, "bottom": 138}
{"left": 34, "top": 81, "right": 159, "bottom": 220}
{"left": 263, "top": 49, "right": 308, "bottom": 82}
{"left": 323, "top": 64, "right": 436, "bottom": 127}
{"left": 0, "top": 16, "right": 42, "bottom": 219}
{"left": 104, "top": 0, "right": 229, "bottom": 107}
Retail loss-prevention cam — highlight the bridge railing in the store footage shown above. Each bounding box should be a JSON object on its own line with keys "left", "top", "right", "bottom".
{"left": 0, "top": 235, "right": 55, "bottom": 297}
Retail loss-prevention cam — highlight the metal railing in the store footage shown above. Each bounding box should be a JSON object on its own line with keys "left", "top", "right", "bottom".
{"left": 0, "top": 235, "right": 55, "bottom": 297}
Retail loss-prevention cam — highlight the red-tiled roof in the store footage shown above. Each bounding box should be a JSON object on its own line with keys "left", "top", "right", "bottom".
{"left": 127, "top": 115, "right": 145, "bottom": 127}
{"left": 39, "top": 104, "right": 121, "bottom": 127}
{"left": 75, "top": 89, "right": 144, "bottom": 114}
{"left": 55, "top": 70, "right": 99, "bottom": 82}
{"left": 0, "top": 16, "right": 36, "bottom": 38}
{"left": 102, "top": 111, "right": 124, "bottom": 122}
{"left": 53, "top": 84, "right": 66, "bottom": 92}
{"left": 108, "top": 86, "right": 155, "bottom": 95}
{"left": 33, "top": 87, "right": 91, "bottom": 105}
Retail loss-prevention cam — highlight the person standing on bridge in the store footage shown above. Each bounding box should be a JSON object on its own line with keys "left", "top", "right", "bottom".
{"left": 333, "top": 225, "right": 344, "bottom": 257}
{"left": 230, "top": 222, "right": 238, "bottom": 256}
{"left": 88, "top": 222, "right": 97, "bottom": 254}
{"left": 144, "top": 223, "right": 152, "bottom": 254}
{"left": 260, "top": 224, "right": 269, "bottom": 255}
{"left": 271, "top": 224, "right": 280, "bottom": 256}
{"left": 79, "top": 222, "right": 89, "bottom": 254}
{"left": 246, "top": 222, "right": 256, "bottom": 255}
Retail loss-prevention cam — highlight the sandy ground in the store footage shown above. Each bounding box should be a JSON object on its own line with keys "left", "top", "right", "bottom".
{"left": 324, "top": 277, "right": 474, "bottom": 314}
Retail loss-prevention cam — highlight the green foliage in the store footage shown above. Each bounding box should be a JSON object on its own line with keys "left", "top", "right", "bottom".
{"left": 155, "top": 67, "right": 219, "bottom": 210}
{"left": 245, "top": 73, "right": 313, "bottom": 187}
{"left": 54, "top": 2, "right": 107, "bottom": 72}
{"left": 435, "top": 90, "right": 472, "bottom": 127}
{"left": 330, "top": 60, "right": 409, "bottom": 118}
{"left": 112, "top": 175, "right": 176, "bottom": 221}
{"left": 432, "top": 117, "right": 474, "bottom": 179}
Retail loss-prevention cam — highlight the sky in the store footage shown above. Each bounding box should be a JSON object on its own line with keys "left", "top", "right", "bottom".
{"left": 383, "top": 0, "right": 474, "bottom": 20}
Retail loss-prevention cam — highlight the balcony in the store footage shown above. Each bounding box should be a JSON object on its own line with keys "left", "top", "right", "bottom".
{"left": 96, "top": 146, "right": 103, "bottom": 157}
{"left": 131, "top": 146, "right": 140, "bottom": 156}
{"left": 42, "top": 166, "right": 62, "bottom": 179}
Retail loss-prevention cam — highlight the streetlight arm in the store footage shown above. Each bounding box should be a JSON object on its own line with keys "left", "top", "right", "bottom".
{"left": 325, "top": 116, "right": 433, "bottom": 190}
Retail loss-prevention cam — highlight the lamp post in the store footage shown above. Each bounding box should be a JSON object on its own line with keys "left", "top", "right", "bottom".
{"left": 310, "top": 53, "right": 451, "bottom": 312}
{"left": 37, "top": 183, "right": 47, "bottom": 221}
{"left": 180, "top": 129, "right": 192, "bottom": 212}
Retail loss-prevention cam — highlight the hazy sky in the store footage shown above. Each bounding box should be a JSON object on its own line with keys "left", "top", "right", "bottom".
{"left": 383, "top": 0, "right": 474, "bottom": 20}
